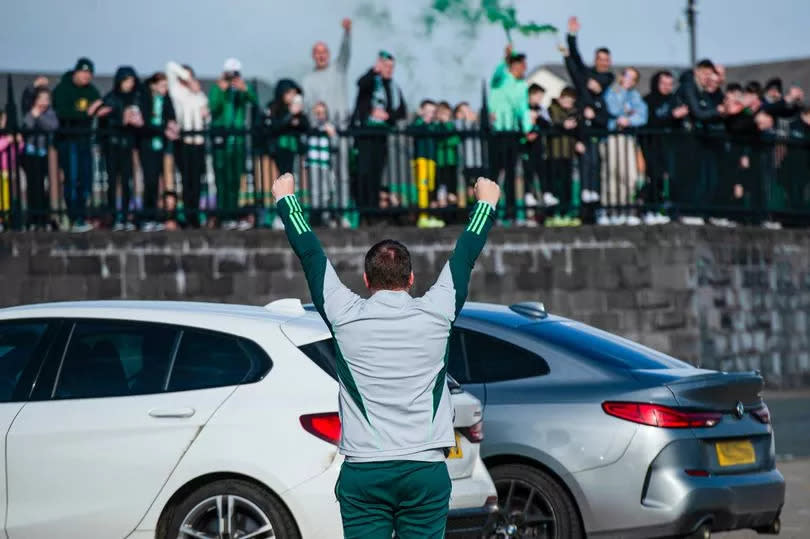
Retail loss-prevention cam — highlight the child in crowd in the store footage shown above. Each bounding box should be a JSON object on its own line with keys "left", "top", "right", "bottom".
{"left": 453, "top": 102, "right": 484, "bottom": 206}
{"left": 306, "top": 101, "right": 338, "bottom": 226}
{"left": 409, "top": 99, "right": 443, "bottom": 228}
{"left": 0, "top": 111, "right": 23, "bottom": 232}
{"left": 524, "top": 84, "right": 551, "bottom": 216}
{"left": 23, "top": 87, "right": 60, "bottom": 230}
{"left": 547, "top": 86, "right": 585, "bottom": 226}
{"left": 435, "top": 101, "right": 460, "bottom": 217}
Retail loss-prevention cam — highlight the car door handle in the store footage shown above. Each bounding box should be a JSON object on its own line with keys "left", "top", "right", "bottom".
{"left": 149, "top": 408, "right": 196, "bottom": 418}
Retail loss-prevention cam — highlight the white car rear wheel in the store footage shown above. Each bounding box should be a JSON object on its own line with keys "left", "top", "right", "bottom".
{"left": 159, "top": 478, "right": 300, "bottom": 539}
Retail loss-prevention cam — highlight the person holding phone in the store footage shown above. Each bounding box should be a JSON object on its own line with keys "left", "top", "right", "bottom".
{"left": 209, "top": 58, "right": 258, "bottom": 229}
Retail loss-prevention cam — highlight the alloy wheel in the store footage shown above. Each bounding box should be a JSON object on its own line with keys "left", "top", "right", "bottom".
{"left": 178, "top": 494, "right": 275, "bottom": 539}
{"left": 492, "top": 478, "right": 557, "bottom": 538}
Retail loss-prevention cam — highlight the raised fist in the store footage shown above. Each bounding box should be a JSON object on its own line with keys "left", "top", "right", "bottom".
{"left": 272, "top": 173, "right": 296, "bottom": 201}
{"left": 474, "top": 177, "right": 500, "bottom": 207}
{"left": 568, "top": 16, "right": 580, "bottom": 34}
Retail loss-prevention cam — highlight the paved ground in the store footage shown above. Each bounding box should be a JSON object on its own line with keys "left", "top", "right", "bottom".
{"left": 718, "top": 391, "right": 810, "bottom": 538}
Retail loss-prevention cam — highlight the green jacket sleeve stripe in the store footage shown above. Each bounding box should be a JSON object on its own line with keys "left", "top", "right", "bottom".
{"left": 450, "top": 201, "right": 495, "bottom": 317}
{"left": 278, "top": 195, "right": 325, "bottom": 315}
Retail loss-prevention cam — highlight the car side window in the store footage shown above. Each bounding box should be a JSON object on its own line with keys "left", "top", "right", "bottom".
{"left": 461, "top": 329, "right": 550, "bottom": 383}
{"left": 299, "top": 338, "right": 338, "bottom": 381}
{"left": 0, "top": 321, "right": 50, "bottom": 402}
{"left": 446, "top": 329, "right": 469, "bottom": 384}
{"left": 54, "top": 320, "right": 178, "bottom": 399}
{"left": 167, "top": 330, "right": 270, "bottom": 392}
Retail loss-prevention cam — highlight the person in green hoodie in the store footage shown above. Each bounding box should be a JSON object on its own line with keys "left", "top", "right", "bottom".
{"left": 52, "top": 57, "right": 108, "bottom": 231}
{"left": 408, "top": 100, "right": 439, "bottom": 228}
{"left": 489, "top": 45, "right": 533, "bottom": 222}
{"left": 435, "top": 101, "right": 461, "bottom": 220}
{"left": 209, "top": 58, "right": 258, "bottom": 228}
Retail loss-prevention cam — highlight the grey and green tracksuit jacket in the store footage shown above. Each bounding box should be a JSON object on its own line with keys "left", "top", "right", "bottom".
{"left": 278, "top": 195, "right": 495, "bottom": 461}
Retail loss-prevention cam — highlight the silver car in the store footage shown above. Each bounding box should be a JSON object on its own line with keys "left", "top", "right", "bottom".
{"left": 447, "top": 302, "right": 785, "bottom": 539}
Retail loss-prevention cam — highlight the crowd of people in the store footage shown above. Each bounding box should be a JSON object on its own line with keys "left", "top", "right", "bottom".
{"left": 1, "top": 15, "right": 809, "bottom": 232}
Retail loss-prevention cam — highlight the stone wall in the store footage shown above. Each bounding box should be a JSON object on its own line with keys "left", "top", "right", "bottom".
{"left": 1, "top": 226, "right": 808, "bottom": 387}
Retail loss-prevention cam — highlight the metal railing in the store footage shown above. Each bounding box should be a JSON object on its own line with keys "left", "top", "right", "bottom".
{"left": 1, "top": 124, "right": 809, "bottom": 230}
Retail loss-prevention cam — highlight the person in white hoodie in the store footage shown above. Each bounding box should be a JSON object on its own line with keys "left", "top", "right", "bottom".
{"left": 167, "top": 61, "right": 209, "bottom": 228}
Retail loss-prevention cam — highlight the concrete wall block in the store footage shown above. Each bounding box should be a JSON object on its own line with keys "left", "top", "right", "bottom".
{"left": 64, "top": 255, "right": 102, "bottom": 275}
{"left": 619, "top": 264, "right": 651, "bottom": 289}
{"left": 637, "top": 289, "right": 671, "bottom": 309}
{"left": 655, "top": 310, "right": 686, "bottom": 330}
{"left": 606, "top": 291, "right": 636, "bottom": 310}
{"left": 28, "top": 254, "right": 67, "bottom": 276}
{"left": 143, "top": 254, "right": 177, "bottom": 275}
{"left": 651, "top": 263, "right": 697, "bottom": 290}
{"left": 569, "top": 290, "right": 605, "bottom": 313}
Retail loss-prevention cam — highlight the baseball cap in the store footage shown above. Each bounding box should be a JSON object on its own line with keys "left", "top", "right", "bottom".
{"left": 223, "top": 58, "right": 242, "bottom": 72}
{"left": 74, "top": 57, "right": 94, "bottom": 74}
{"left": 378, "top": 50, "right": 395, "bottom": 61}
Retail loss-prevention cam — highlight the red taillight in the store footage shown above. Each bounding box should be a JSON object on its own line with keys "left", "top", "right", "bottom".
{"left": 685, "top": 469, "right": 710, "bottom": 477}
{"left": 459, "top": 421, "right": 484, "bottom": 443}
{"left": 751, "top": 404, "right": 771, "bottom": 424}
{"left": 602, "top": 402, "right": 722, "bottom": 428}
{"left": 300, "top": 413, "right": 341, "bottom": 445}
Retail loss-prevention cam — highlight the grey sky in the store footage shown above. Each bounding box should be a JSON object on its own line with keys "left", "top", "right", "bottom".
{"left": 3, "top": 0, "right": 809, "bottom": 105}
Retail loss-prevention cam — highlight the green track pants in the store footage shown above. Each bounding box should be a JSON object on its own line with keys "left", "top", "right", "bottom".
{"left": 336, "top": 460, "right": 451, "bottom": 539}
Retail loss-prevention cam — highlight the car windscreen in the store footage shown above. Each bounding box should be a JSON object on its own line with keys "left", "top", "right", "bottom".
{"left": 523, "top": 321, "right": 693, "bottom": 370}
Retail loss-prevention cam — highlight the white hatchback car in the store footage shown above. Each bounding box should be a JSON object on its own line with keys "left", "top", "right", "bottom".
{"left": 0, "top": 300, "right": 496, "bottom": 539}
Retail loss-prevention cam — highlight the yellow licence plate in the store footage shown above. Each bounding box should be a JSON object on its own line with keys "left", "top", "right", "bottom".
{"left": 715, "top": 440, "right": 756, "bottom": 466}
{"left": 447, "top": 432, "right": 463, "bottom": 459}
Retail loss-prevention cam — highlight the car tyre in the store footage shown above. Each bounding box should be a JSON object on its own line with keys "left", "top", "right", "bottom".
{"left": 158, "top": 478, "right": 300, "bottom": 539}
{"left": 489, "top": 463, "right": 583, "bottom": 539}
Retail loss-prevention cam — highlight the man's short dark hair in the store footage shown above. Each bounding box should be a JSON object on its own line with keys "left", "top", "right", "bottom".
{"left": 529, "top": 83, "right": 545, "bottom": 94}
{"left": 745, "top": 81, "right": 762, "bottom": 95}
{"left": 437, "top": 101, "right": 452, "bottom": 110}
{"left": 365, "top": 240, "right": 412, "bottom": 290}
{"left": 696, "top": 59, "right": 715, "bottom": 70}
{"left": 560, "top": 86, "right": 577, "bottom": 99}
{"left": 726, "top": 82, "right": 743, "bottom": 93}
{"left": 453, "top": 101, "right": 469, "bottom": 115}
{"left": 596, "top": 47, "right": 611, "bottom": 56}
{"left": 765, "top": 77, "right": 783, "bottom": 93}
{"left": 508, "top": 53, "right": 526, "bottom": 65}
{"left": 420, "top": 99, "right": 436, "bottom": 108}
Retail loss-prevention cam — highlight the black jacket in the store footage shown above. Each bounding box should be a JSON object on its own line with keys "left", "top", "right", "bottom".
{"left": 762, "top": 98, "right": 800, "bottom": 119}
{"left": 138, "top": 90, "right": 176, "bottom": 144}
{"left": 644, "top": 72, "right": 684, "bottom": 129}
{"left": 351, "top": 68, "right": 407, "bottom": 127}
{"left": 264, "top": 78, "right": 310, "bottom": 150}
{"left": 564, "top": 33, "right": 613, "bottom": 129}
{"left": 676, "top": 71, "right": 724, "bottom": 130}
{"left": 101, "top": 66, "right": 142, "bottom": 146}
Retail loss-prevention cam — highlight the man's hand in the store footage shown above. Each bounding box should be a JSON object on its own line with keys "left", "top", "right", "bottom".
{"left": 563, "top": 117, "right": 578, "bottom": 130}
{"left": 617, "top": 116, "right": 630, "bottom": 128}
{"left": 272, "top": 173, "right": 296, "bottom": 201}
{"left": 673, "top": 104, "right": 689, "bottom": 119}
{"left": 586, "top": 78, "right": 602, "bottom": 95}
{"left": 583, "top": 106, "right": 595, "bottom": 120}
{"left": 474, "top": 177, "right": 500, "bottom": 207}
{"left": 342, "top": 17, "right": 352, "bottom": 31}
{"left": 568, "top": 16, "right": 580, "bottom": 34}
{"left": 505, "top": 44, "right": 513, "bottom": 60}
{"left": 232, "top": 77, "right": 247, "bottom": 92}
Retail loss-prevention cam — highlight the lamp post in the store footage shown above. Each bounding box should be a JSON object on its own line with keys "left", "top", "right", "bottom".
{"left": 687, "top": 0, "right": 697, "bottom": 66}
